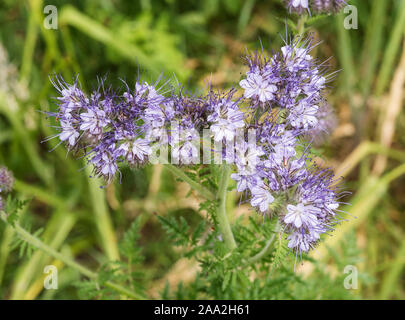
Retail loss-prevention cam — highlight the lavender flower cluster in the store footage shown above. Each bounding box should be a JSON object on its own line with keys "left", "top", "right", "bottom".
{"left": 285, "top": 0, "right": 347, "bottom": 14}
{"left": 0, "top": 167, "right": 14, "bottom": 211}
{"left": 236, "top": 37, "right": 343, "bottom": 254}
{"left": 48, "top": 35, "right": 343, "bottom": 255}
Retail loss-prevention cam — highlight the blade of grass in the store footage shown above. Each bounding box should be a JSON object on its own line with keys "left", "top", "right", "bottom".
{"left": 373, "top": 41, "right": 405, "bottom": 175}
{"left": 237, "top": 0, "right": 255, "bottom": 35}
{"left": 10, "top": 211, "right": 76, "bottom": 299}
{"left": 336, "top": 12, "right": 356, "bottom": 96}
{"left": 29, "top": 0, "right": 61, "bottom": 69}
{"left": 314, "top": 163, "right": 405, "bottom": 260}
{"left": 0, "top": 97, "right": 53, "bottom": 186}
{"left": 360, "top": 0, "right": 389, "bottom": 98}
{"left": 20, "top": 3, "right": 39, "bottom": 82}
{"left": 0, "top": 205, "right": 28, "bottom": 287}
{"left": 379, "top": 239, "right": 405, "bottom": 299}
{"left": 335, "top": 140, "right": 405, "bottom": 178}
{"left": 59, "top": 6, "right": 163, "bottom": 77}
{"left": 375, "top": 1, "right": 405, "bottom": 95}
{"left": 24, "top": 241, "right": 91, "bottom": 299}
{"left": 13, "top": 179, "right": 68, "bottom": 209}
{"left": 86, "top": 166, "right": 120, "bottom": 261}
{"left": 0, "top": 213, "right": 145, "bottom": 299}
{"left": 0, "top": 225, "right": 14, "bottom": 287}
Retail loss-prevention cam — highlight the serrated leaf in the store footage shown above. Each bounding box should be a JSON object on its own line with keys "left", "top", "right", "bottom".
{"left": 222, "top": 271, "right": 232, "bottom": 291}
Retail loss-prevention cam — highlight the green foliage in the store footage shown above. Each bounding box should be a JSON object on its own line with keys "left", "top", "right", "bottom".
{"left": 0, "top": 0, "right": 403, "bottom": 301}
{"left": 12, "top": 226, "right": 44, "bottom": 259}
{"left": 76, "top": 219, "right": 146, "bottom": 300}
{"left": 271, "top": 232, "right": 290, "bottom": 269}
{"left": 160, "top": 227, "right": 371, "bottom": 300}
{"left": 4, "top": 196, "right": 28, "bottom": 226}
{"left": 156, "top": 210, "right": 296, "bottom": 299}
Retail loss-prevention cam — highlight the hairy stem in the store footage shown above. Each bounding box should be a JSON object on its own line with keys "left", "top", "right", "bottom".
{"left": 0, "top": 213, "right": 145, "bottom": 300}
{"left": 216, "top": 164, "right": 237, "bottom": 250}
{"left": 86, "top": 166, "right": 120, "bottom": 262}
{"left": 164, "top": 164, "right": 215, "bottom": 201}
{"left": 246, "top": 221, "right": 281, "bottom": 265}
{"left": 297, "top": 15, "right": 307, "bottom": 36}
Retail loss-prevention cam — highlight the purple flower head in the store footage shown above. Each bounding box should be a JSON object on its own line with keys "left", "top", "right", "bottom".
{"left": 240, "top": 51, "right": 281, "bottom": 109}
{"left": 209, "top": 102, "right": 245, "bottom": 143}
{"left": 239, "top": 72, "right": 278, "bottom": 104}
{"left": 240, "top": 36, "right": 331, "bottom": 139}
{"left": 284, "top": 203, "right": 318, "bottom": 228}
{"left": 304, "top": 102, "right": 337, "bottom": 145}
{"left": 231, "top": 172, "right": 263, "bottom": 193}
{"left": 287, "top": 99, "right": 319, "bottom": 130}
{"left": 313, "top": 0, "right": 347, "bottom": 13}
{"left": 0, "top": 167, "right": 14, "bottom": 194}
{"left": 0, "top": 167, "right": 14, "bottom": 211}
{"left": 250, "top": 185, "right": 275, "bottom": 213}
{"left": 50, "top": 75, "right": 88, "bottom": 117}
{"left": 79, "top": 105, "right": 110, "bottom": 136}
{"left": 285, "top": 0, "right": 348, "bottom": 15}
{"left": 118, "top": 138, "right": 153, "bottom": 166}
{"left": 59, "top": 120, "right": 80, "bottom": 147}
{"left": 285, "top": 0, "right": 310, "bottom": 14}
{"left": 170, "top": 123, "right": 200, "bottom": 165}
{"left": 281, "top": 165, "right": 343, "bottom": 253}
{"left": 47, "top": 75, "right": 166, "bottom": 182}
{"left": 89, "top": 142, "right": 120, "bottom": 182}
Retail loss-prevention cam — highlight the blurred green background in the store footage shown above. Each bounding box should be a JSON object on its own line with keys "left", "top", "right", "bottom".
{"left": 0, "top": 0, "right": 405, "bottom": 299}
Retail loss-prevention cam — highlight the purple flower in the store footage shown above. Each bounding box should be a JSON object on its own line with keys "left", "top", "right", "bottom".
{"left": 170, "top": 125, "right": 200, "bottom": 165}
{"left": 285, "top": 0, "right": 310, "bottom": 14}
{"left": 118, "top": 138, "right": 152, "bottom": 165}
{"left": 313, "top": 0, "right": 347, "bottom": 13}
{"left": 286, "top": 0, "right": 348, "bottom": 15}
{"left": 287, "top": 100, "right": 319, "bottom": 130}
{"left": 304, "top": 103, "right": 337, "bottom": 146}
{"left": 50, "top": 75, "right": 88, "bottom": 117}
{"left": 240, "top": 35, "right": 329, "bottom": 138}
{"left": 0, "top": 167, "right": 14, "bottom": 211}
{"left": 46, "top": 45, "right": 346, "bottom": 258}
{"left": 59, "top": 120, "right": 80, "bottom": 147}
{"left": 284, "top": 203, "right": 318, "bottom": 228}
{"left": 79, "top": 107, "right": 109, "bottom": 135}
{"left": 231, "top": 173, "right": 257, "bottom": 192}
{"left": 239, "top": 72, "right": 278, "bottom": 103}
{"left": 230, "top": 137, "right": 267, "bottom": 192}
{"left": 90, "top": 144, "right": 119, "bottom": 182}
{"left": 210, "top": 114, "right": 245, "bottom": 142}
{"left": 281, "top": 166, "right": 343, "bottom": 253}
{"left": 287, "top": 231, "right": 315, "bottom": 252}
{"left": 250, "top": 186, "right": 274, "bottom": 213}
{"left": 0, "top": 167, "right": 14, "bottom": 193}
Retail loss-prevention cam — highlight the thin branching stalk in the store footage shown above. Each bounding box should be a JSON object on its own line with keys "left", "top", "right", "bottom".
{"left": 0, "top": 213, "right": 145, "bottom": 300}
{"left": 246, "top": 221, "right": 281, "bottom": 265}
{"left": 164, "top": 164, "right": 215, "bottom": 201}
{"left": 297, "top": 15, "right": 307, "bottom": 36}
{"left": 86, "top": 166, "right": 120, "bottom": 261}
{"left": 216, "top": 164, "right": 237, "bottom": 251}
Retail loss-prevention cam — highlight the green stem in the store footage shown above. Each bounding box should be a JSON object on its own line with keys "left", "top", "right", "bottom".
{"left": 164, "top": 164, "right": 216, "bottom": 201}
{"left": 0, "top": 225, "right": 14, "bottom": 286}
{"left": 297, "top": 15, "right": 307, "bottom": 36}
{"left": 86, "top": 166, "right": 120, "bottom": 262}
{"left": 246, "top": 221, "right": 281, "bottom": 265}
{"left": 11, "top": 212, "right": 76, "bottom": 299}
{"left": 216, "top": 164, "right": 237, "bottom": 250}
{"left": 0, "top": 213, "right": 145, "bottom": 300}
{"left": 20, "top": 4, "right": 38, "bottom": 82}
